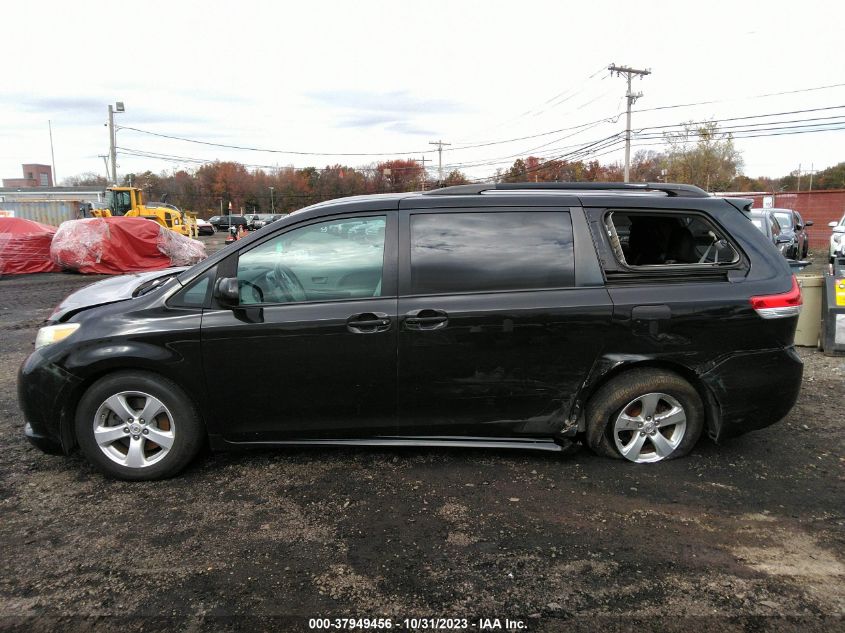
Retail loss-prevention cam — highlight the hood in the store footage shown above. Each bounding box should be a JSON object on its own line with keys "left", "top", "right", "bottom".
{"left": 50, "top": 267, "right": 187, "bottom": 322}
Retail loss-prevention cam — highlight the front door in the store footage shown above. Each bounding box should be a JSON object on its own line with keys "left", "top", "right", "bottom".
{"left": 396, "top": 208, "right": 612, "bottom": 438}
{"left": 202, "top": 213, "right": 398, "bottom": 442}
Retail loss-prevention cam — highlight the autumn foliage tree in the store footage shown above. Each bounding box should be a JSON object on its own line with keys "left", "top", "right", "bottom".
{"left": 662, "top": 121, "right": 743, "bottom": 191}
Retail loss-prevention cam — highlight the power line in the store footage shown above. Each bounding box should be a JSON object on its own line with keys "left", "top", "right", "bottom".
{"left": 114, "top": 82, "right": 845, "bottom": 165}
{"left": 478, "top": 122, "right": 845, "bottom": 181}
{"left": 118, "top": 105, "right": 845, "bottom": 184}
{"left": 634, "top": 105, "right": 845, "bottom": 133}
{"left": 454, "top": 64, "right": 608, "bottom": 142}
{"left": 117, "top": 126, "right": 437, "bottom": 157}
{"left": 117, "top": 147, "right": 430, "bottom": 173}
{"left": 633, "top": 82, "right": 845, "bottom": 114}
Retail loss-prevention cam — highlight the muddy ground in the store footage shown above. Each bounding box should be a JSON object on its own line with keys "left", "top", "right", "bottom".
{"left": 0, "top": 238, "right": 842, "bottom": 632}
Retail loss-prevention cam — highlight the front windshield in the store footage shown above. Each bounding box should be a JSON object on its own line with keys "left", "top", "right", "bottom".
{"left": 773, "top": 212, "right": 793, "bottom": 229}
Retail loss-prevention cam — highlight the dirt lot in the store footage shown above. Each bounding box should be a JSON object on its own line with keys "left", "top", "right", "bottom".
{"left": 0, "top": 238, "right": 843, "bottom": 632}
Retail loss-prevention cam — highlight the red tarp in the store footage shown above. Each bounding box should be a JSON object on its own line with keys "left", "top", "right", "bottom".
{"left": 0, "top": 217, "right": 61, "bottom": 275}
{"left": 50, "top": 217, "right": 206, "bottom": 274}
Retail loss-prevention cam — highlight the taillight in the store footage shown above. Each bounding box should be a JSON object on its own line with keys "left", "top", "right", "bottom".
{"left": 750, "top": 275, "right": 802, "bottom": 319}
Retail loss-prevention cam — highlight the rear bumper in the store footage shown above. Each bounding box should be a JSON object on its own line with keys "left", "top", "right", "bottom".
{"left": 702, "top": 346, "right": 803, "bottom": 441}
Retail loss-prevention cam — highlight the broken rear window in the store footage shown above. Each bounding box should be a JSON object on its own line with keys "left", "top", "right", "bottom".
{"left": 606, "top": 211, "right": 740, "bottom": 268}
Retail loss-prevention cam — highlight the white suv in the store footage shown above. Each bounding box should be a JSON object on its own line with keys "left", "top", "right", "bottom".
{"left": 830, "top": 213, "right": 845, "bottom": 262}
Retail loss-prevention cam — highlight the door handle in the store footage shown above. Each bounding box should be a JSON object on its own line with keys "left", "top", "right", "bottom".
{"left": 631, "top": 305, "right": 671, "bottom": 320}
{"left": 404, "top": 308, "right": 448, "bottom": 331}
{"left": 347, "top": 312, "right": 391, "bottom": 334}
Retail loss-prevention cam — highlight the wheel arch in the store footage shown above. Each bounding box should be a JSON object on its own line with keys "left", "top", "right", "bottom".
{"left": 576, "top": 357, "right": 721, "bottom": 440}
{"left": 60, "top": 363, "right": 208, "bottom": 453}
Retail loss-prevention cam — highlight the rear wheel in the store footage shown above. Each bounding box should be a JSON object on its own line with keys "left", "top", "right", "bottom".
{"left": 75, "top": 371, "right": 203, "bottom": 480}
{"left": 586, "top": 369, "right": 704, "bottom": 463}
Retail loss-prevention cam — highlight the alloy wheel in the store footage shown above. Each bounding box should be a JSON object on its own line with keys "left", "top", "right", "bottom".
{"left": 92, "top": 391, "right": 176, "bottom": 468}
{"left": 612, "top": 392, "right": 687, "bottom": 463}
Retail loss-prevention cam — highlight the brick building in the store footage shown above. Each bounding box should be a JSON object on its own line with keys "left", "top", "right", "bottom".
{"left": 722, "top": 189, "right": 845, "bottom": 248}
{"left": 2, "top": 163, "right": 54, "bottom": 188}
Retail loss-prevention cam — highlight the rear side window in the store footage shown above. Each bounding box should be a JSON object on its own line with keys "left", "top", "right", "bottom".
{"left": 410, "top": 211, "right": 574, "bottom": 294}
{"left": 606, "top": 211, "right": 739, "bottom": 267}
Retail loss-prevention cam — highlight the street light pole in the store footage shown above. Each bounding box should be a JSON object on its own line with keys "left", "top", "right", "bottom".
{"left": 108, "top": 105, "right": 116, "bottom": 183}
{"left": 269, "top": 186, "right": 275, "bottom": 213}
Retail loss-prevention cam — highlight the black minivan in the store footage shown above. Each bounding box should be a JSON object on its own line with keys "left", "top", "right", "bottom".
{"left": 18, "top": 182, "right": 804, "bottom": 480}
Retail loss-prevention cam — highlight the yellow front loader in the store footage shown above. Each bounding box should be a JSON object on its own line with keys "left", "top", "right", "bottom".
{"left": 105, "top": 187, "right": 198, "bottom": 238}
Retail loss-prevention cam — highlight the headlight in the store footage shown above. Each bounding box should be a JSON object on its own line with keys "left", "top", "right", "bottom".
{"left": 834, "top": 234, "right": 842, "bottom": 244}
{"left": 35, "top": 323, "right": 80, "bottom": 350}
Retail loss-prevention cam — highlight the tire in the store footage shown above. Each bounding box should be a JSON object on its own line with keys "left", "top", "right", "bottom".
{"left": 75, "top": 371, "right": 204, "bottom": 480}
{"left": 585, "top": 368, "right": 704, "bottom": 463}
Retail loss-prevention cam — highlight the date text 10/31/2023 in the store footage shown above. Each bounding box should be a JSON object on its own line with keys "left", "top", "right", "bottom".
{"left": 308, "top": 617, "right": 527, "bottom": 630}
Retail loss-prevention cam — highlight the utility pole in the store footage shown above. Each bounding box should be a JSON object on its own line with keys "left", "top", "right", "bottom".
{"left": 98, "top": 155, "right": 110, "bottom": 181}
{"left": 48, "top": 120, "right": 57, "bottom": 184}
{"left": 608, "top": 64, "right": 651, "bottom": 182}
{"left": 107, "top": 101, "right": 124, "bottom": 184}
{"left": 428, "top": 140, "right": 451, "bottom": 186}
{"left": 418, "top": 156, "right": 431, "bottom": 191}
{"left": 269, "top": 186, "right": 275, "bottom": 213}
{"left": 796, "top": 163, "right": 802, "bottom": 192}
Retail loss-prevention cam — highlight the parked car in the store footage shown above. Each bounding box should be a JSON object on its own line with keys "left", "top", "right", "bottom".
{"left": 749, "top": 209, "right": 793, "bottom": 258}
{"left": 208, "top": 215, "right": 221, "bottom": 226}
{"left": 770, "top": 208, "right": 813, "bottom": 259}
{"left": 828, "top": 213, "right": 845, "bottom": 262}
{"left": 212, "top": 215, "right": 249, "bottom": 231}
{"left": 19, "top": 182, "right": 803, "bottom": 480}
{"left": 249, "top": 214, "right": 275, "bottom": 230}
{"left": 195, "top": 218, "right": 215, "bottom": 236}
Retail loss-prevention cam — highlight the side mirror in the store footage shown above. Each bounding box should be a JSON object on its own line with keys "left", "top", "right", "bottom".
{"left": 804, "top": 220, "right": 813, "bottom": 227}
{"left": 213, "top": 277, "right": 240, "bottom": 306}
{"left": 830, "top": 221, "right": 839, "bottom": 228}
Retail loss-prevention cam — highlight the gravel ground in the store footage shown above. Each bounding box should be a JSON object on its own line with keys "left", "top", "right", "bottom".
{"left": 0, "top": 237, "right": 843, "bottom": 632}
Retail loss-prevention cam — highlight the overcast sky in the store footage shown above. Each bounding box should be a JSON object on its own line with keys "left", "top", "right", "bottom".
{"left": 2, "top": 0, "right": 843, "bottom": 185}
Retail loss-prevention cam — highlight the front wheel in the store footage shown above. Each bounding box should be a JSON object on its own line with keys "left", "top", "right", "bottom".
{"left": 586, "top": 369, "right": 704, "bottom": 463}
{"left": 75, "top": 371, "right": 203, "bottom": 480}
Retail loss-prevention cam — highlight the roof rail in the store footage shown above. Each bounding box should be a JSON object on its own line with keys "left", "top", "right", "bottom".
{"left": 423, "top": 181, "right": 710, "bottom": 198}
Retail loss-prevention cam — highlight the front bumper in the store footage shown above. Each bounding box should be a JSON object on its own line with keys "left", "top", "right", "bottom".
{"left": 702, "top": 346, "right": 803, "bottom": 441}
{"left": 18, "top": 349, "right": 83, "bottom": 455}
{"left": 24, "top": 422, "right": 64, "bottom": 454}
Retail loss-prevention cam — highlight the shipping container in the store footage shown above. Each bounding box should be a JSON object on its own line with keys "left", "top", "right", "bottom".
{"left": 0, "top": 199, "right": 83, "bottom": 227}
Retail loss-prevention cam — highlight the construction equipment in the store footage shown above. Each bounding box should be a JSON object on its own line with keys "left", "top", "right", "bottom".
{"left": 104, "top": 187, "right": 198, "bottom": 238}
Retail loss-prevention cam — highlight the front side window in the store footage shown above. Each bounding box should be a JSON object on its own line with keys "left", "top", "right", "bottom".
{"left": 410, "top": 211, "right": 575, "bottom": 295}
{"left": 237, "top": 216, "right": 386, "bottom": 305}
{"left": 607, "top": 211, "right": 739, "bottom": 266}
